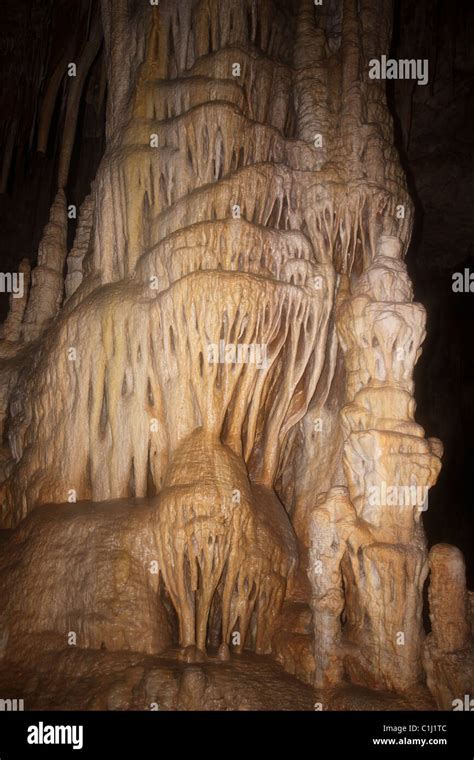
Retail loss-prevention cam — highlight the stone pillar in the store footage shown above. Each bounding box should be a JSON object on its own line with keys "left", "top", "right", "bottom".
{"left": 22, "top": 190, "right": 67, "bottom": 343}
{"left": 309, "top": 487, "right": 356, "bottom": 688}
{"left": 336, "top": 234, "right": 442, "bottom": 691}
{"left": 423, "top": 544, "right": 474, "bottom": 708}
{"left": 428, "top": 544, "right": 471, "bottom": 654}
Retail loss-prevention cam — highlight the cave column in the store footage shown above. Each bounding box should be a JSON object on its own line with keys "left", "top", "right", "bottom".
{"left": 335, "top": 234, "right": 443, "bottom": 691}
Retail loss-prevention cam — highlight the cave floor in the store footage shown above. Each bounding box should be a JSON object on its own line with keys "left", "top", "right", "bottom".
{"left": 0, "top": 648, "right": 436, "bottom": 711}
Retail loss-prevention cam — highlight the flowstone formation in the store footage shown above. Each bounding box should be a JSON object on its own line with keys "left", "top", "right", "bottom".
{"left": 0, "top": 0, "right": 472, "bottom": 710}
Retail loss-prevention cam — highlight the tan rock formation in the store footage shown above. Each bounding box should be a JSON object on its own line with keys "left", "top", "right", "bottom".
{"left": 309, "top": 487, "right": 357, "bottom": 688}
{"left": 0, "top": 500, "right": 174, "bottom": 660}
{"left": 0, "top": 258, "right": 30, "bottom": 344}
{"left": 304, "top": 235, "right": 443, "bottom": 693}
{"left": 21, "top": 190, "right": 68, "bottom": 343}
{"left": 65, "top": 194, "right": 95, "bottom": 300}
{"left": 0, "top": 0, "right": 471, "bottom": 710}
{"left": 423, "top": 544, "right": 474, "bottom": 709}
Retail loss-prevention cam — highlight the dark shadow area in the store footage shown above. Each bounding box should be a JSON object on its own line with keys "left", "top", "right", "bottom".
{"left": 389, "top": 0, "right": 474, "bottom": 585}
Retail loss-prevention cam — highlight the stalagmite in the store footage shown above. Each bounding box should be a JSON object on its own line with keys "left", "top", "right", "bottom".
{"left": 65, "top": 194, "right": 95, "bottom": 299}
{"left": 0, "top": 258, "right": 30, "bottom": 344}
{"left": 335, "top": 235, "right": 442, "bottom": 691}
{"left": 428, "top": 544, "right": 471, "bottom": 654}
{"left": 309, "top": 487, "right": 357, "bottom": 688}
{"left": 21, "top": 190, "right": 68, "bottom": 343}
{"left": 422, "top": 544, "right": 474, "bottom": 709}
{"left": 0, "top": 259, "right": 31, "bottom": 452}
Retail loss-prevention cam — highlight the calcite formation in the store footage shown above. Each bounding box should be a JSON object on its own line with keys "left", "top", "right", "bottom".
{"left": 422, "top": 544, "right": 474, "bottom": 710}
{"left": 0, "top": 0, "right": 471, "bottom": 710}
{"left": 334, "top": 236, "right": 443, "bottom": 692}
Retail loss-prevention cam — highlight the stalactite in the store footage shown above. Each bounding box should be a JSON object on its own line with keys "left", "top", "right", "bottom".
{"left": 0, "top": 119, "right": 17, "bottom": 195}
{"left": 37, "top": 54, "right": 70, "bottom": 155}
{"left": 57, "top": 19, "right": 103, "bottom": 189}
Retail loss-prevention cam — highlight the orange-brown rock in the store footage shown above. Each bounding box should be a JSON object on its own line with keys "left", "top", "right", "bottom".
{"left": 0, "top": 0, "right": 471, "bottom": 712}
